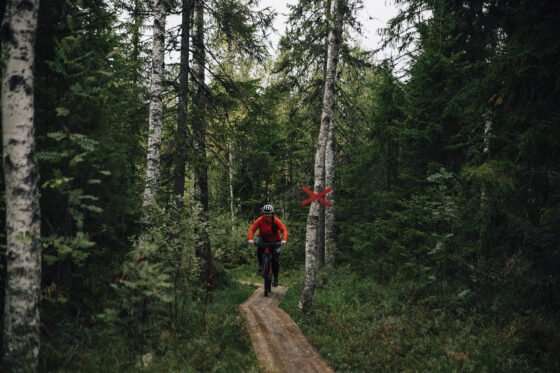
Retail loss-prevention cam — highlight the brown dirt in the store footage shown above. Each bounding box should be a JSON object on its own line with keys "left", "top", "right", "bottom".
{"left": 239, "top": 283, "right": 334, "bottom": 373}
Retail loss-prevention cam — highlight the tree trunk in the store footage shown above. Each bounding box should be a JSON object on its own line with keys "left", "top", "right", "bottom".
{"left": 299, "top": 0, "right": 343, "bottom": 312}
{"left": 192, "top": 0, "right": 214, "bottom": 287}
{"left": 1, "top": 1, "right": 41, "bottom": 371}
{"left": 142, "top": 0, "right": 166, "bottom": 208}
{"left": 324, "top": 117, "right": 336, "bottom": 266}
{"left": 130, "top": 0, "right": 144, "bottom": 85}
{"left": 174, "top": 0, "right": 193, "bottom": 207}
{"left": 228, "top": 142, "right": 235, "bottom": 226}
{"left": 317, "top": 0, "right": 332, "bottom": 269}
{"left": 317, "top": 205, "right": 325, "bottom": 268}
{"left": 480, "top": 111, "right": 492, "bottom": 251}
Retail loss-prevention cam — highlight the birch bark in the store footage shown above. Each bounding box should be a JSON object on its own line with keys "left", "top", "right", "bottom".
{"left": 1, "top": 1, "right": 41, "bottom": 371}
{"left": 317, "top": 0, "right": 332, "bottom": 270}
{"left": 324, "top": 117, "right": 336, "bottom": 266}
{"left": 143, "top": 0, "right": 166, "bottom": 207}
{"left": 299, "top": 0, "right": 343, "bottom": 312}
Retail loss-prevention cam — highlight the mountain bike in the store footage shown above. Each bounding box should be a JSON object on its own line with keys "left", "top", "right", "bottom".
{"left": 259, "top": 241, "right": 281, "bottom": 297}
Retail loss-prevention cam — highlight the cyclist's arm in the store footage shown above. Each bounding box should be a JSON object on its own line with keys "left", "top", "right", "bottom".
{"left": 247, "top": 216, "right": 263, "bottom": 241}
{"left": 275, "top": 217, "right": 288, "bottom": 242}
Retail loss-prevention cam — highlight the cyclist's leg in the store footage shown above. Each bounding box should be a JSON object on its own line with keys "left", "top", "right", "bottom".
{"left": 263, "top": 253, "right": 273, "bottom": 295}
{"left": 256, "top": 247, "right": 263, "bottom": 275}
{"left": 272, "top": 247, "right": 280, "bottom": 286}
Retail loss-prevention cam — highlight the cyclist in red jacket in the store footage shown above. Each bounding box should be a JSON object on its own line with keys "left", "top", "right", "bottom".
{"left": 247, "top": 204, "right": 288, "bottom": 286}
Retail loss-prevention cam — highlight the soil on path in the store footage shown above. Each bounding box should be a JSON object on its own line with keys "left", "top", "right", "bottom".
{"left": 239, "top": 283, "right": 334, "bottom": 373}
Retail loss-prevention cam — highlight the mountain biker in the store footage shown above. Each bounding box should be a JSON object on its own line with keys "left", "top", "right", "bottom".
{"left": 247, "top": 204, "right": 288, "bottom": 287}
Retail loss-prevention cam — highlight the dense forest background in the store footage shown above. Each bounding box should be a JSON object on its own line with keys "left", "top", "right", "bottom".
{"left": 1, "top": 0, "right": 560, "bottom": 371}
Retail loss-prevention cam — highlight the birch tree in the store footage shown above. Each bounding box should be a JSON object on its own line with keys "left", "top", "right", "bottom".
{"left": 1, "top": 0, "right": 41, "bottom": 371}
{"left": 142, "top": 0, "right": 166, "bottom": 207}
{"left": 174, "top": 0, "right": 193, "bottom": 207}
{"left": 299, "top": 0, "right": 343, "bottom": 312}
{"left": 324, "top": 117, "right": 336, "bottom": 266}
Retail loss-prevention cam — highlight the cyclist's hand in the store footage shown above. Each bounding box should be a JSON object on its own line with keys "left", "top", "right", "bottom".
{"left": 248, "top": 239, "right": 254, "bottom": 245}
{"left": 281, "top": 240, "right": 287, "bottom": 245}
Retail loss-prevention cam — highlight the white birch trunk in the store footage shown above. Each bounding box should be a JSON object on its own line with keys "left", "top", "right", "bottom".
{"left": 324, "top": 118, "right": 336, "bottom": 266}
{"left": 317, "top": 204, "right": 325, "bottom": 268}
{"left": 323, "top": 0, "right": 343, "bottom": 268}
{"left": 143, "top": 0, "right": 166, "bottom": 207}
{"left": 1, "top": 1, "right": 41, "bottom": 371}
{"left": 299, "top": 0, "right": 343, "bottom": 312}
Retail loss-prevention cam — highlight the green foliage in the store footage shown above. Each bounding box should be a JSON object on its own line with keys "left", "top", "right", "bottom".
{"left": 210, "top": 213, "right": 252, "bottom": 268}
{"left": 282, "top": 267, "right": 543, "bottom": 372}
{"left": 30, "top": 0, "right": 146, "bottom": 341}
{"left": 42, "top": 282, "right": 258, "bottom": 372}
{"left": 462, "top": 161, "right": 515, "bottom": 194}
{"left": 102, "top": 205, "right": 200, "bottom": 338}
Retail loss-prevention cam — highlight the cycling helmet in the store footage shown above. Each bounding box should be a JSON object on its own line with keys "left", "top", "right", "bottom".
{"left": 262, "top": 204, "right": 274, "bottom": 215}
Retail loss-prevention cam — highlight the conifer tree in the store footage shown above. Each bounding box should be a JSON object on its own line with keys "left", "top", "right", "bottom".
{"left": 192, "top": 0, "right": 214, "bottom": 285}
{"left": 174, "top": 0, "right": 193, "bottom": 207}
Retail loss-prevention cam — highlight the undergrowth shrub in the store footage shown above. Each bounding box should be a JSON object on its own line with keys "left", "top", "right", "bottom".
{"left": 46, "top": 206, "right": 259, "bottom": 372}
{"left": 99, "top": 204, "right": 200, "bottom": 351}
{"left": 281, "top": 267, "right": 541, "bottom": 372}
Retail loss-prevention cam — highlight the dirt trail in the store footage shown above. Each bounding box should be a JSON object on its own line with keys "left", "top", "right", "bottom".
{"left": 239, "top": 283, "right": 334, "bottom": 373}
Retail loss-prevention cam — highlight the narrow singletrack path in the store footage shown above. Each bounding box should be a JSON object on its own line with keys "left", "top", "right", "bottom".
{"left": 239, "top": 283, "right": 334, "bottom": 373}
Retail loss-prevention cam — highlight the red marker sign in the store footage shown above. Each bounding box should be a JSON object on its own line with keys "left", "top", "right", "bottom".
{"left": 301, "top": 186, "right": 333, "bottom": 207}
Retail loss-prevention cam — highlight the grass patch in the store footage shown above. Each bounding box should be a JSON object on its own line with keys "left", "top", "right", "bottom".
{"left": 281, "top": 265, "right": 543, "bottom": 372}
{"left": 43, "top": 282, "right": 259, "bottom": 372}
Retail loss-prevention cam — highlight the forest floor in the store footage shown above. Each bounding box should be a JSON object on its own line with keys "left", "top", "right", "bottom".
{"left": 239, "top": 282, "right": 334, "bottom": 373}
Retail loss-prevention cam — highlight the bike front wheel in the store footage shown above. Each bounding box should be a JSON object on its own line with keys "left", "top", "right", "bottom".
{"left": 263, "top": 256, "right": 273, "bottom": 296}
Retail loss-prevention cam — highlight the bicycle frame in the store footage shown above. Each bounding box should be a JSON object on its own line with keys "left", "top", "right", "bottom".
{"left": 258, "top": 241, "right": 280, "bottom": 297}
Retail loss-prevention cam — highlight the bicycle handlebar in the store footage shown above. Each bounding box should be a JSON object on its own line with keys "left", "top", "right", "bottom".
{"left": 252, "top": 241, "right": 282, "bottom": 246}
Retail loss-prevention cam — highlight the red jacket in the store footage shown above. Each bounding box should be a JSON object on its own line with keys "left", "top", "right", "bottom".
{"left": 247, "top": 215, "right": 289, "bottom": 243}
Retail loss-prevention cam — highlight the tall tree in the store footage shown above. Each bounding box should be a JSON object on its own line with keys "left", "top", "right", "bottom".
{"left": 143, "top": 0, "right": 166, "bottom": 207}
{"left": 192, "top": 0, "right": 214, "bottom": 285}
{"left": 130, "top": 0, "right": 145, "bottom": 85}
{"left": 174, "top": 0, "right": 193, "bottom": 206}
{"left": 323, "top": 0, "right": 343, "bottom": 267}
{"left": 1, "top": 0, "right": 41, "bottom": 371}
{"left": 318, "top": 0, "right": 332, "bottom": 269}
{"left": 324, "top": 115, "right": 336, "bottom": 266}
{"left": 299, "top": 0, "right": 344, "bottom": 312}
